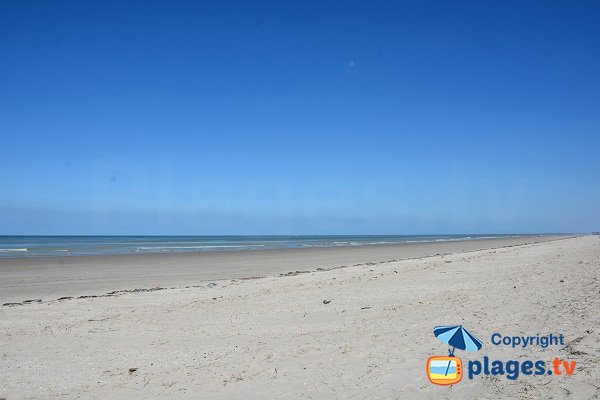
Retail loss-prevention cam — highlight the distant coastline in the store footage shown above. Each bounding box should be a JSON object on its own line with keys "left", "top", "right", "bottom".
{"left": 0, "top": 234, "right": 561, "bottom": 258}
{"left": 0, "top": 235, "right": 572, "bottom": 303}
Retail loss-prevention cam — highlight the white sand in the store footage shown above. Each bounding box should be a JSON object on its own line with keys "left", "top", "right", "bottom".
{"left": 1, "top": 236, "right": 598, "bottom": 399}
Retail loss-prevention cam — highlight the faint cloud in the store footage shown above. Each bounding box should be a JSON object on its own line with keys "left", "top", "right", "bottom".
{"left": 347, "top": 60, "right": 355, "bottom": 68}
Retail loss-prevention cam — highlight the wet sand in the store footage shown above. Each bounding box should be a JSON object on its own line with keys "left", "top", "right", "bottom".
{"left": 0, "top": 236, "right": 570, "bottom": 303}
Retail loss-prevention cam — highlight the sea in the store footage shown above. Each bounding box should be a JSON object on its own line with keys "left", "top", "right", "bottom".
{"left": 0, "top": 235, "right": 540, "bottom": 258}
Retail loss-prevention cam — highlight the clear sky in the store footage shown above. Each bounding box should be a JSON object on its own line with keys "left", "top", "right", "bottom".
{"left": 1, "top": 1, "right": 599, "bottom": 235}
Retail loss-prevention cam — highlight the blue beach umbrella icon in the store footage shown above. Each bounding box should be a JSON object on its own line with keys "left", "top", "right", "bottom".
{"left": 433, "top": 325, "right": 483, "bottom": 376}
{"left": 434, "top": 325, "right": 483, "bottom": 354}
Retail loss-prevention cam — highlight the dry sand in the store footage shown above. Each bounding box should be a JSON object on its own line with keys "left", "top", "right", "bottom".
{"left": 1, "top": 236, "right": 598, "bottom": 399}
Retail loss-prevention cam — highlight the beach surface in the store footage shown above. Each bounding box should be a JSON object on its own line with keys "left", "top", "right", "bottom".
{"left": 1, "top": 235, "right": 599, "bottom": 399}
{"left": 0, "top": 235, "right": 567, "bottom": 303}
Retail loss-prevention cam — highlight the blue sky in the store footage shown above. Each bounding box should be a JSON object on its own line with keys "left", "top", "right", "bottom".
{"left": 1, "top": 1, "right": 599, "bottom": 235}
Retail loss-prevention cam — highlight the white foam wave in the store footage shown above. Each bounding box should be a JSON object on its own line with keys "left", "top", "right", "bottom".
{"left": 0, "top": 248, "right": 28, "bottom": 252}
{"left": 136, "top": 245, "right": 265, "bottom": 250}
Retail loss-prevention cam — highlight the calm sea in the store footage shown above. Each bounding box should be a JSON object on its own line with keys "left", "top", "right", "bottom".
{"left": 0, "top": 235, "right": 539, "bottom": 258}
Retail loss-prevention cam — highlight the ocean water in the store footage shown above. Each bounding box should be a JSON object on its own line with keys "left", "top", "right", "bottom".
{"left": 0, "top": 235, "right": 538, "bottom": 258}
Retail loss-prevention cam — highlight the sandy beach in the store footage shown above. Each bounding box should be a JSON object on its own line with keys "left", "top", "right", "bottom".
{"left": 1, "top": 235, "right": 598, "bottom": 399}
{"left": 4, "top": 1, "right": 599, "bottom": 398}
{"left": 0, "top": 236, "right": 566, "bottom": 303}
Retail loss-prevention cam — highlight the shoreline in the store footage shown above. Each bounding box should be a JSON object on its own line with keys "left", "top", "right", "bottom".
{"left": 0, "top": 234, "right": 559, "bottom": 259}
{"left": 0, "top": 235, "right": 573, "bottom": 303}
